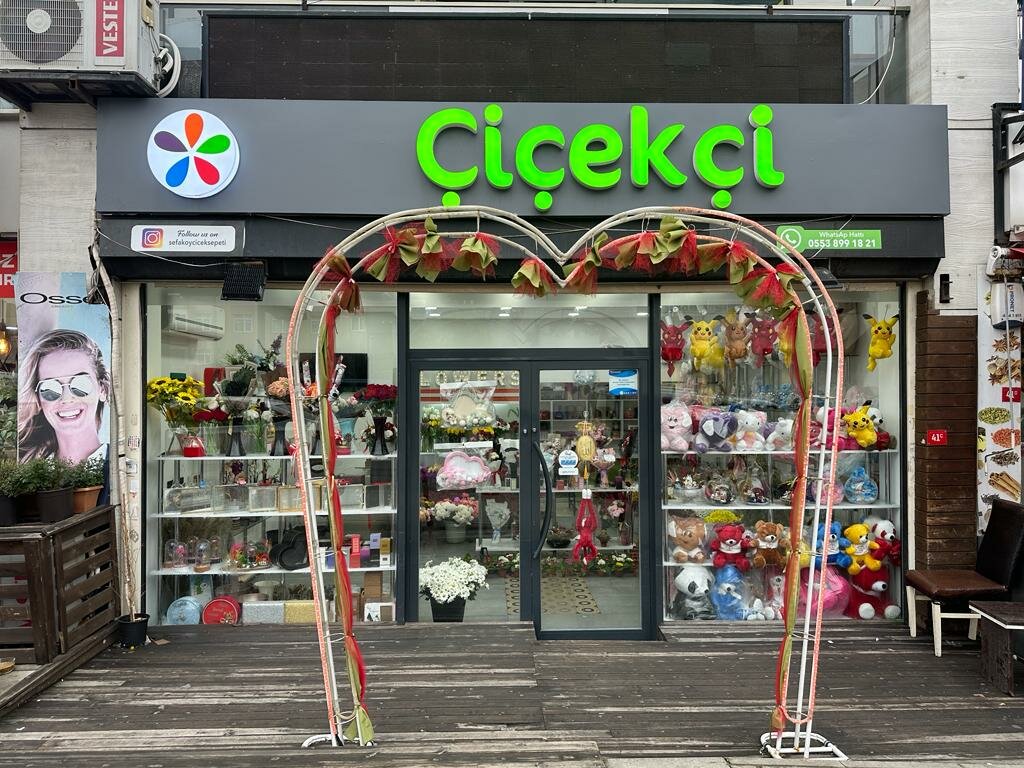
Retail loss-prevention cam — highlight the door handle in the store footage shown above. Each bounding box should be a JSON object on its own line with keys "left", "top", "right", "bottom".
{"left": 532, "top": 440, "right": 554, "bottom": 560}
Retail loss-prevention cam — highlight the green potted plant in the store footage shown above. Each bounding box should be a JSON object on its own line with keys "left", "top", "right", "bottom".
{"left": 0, "top": 458, "right": 17, "bottom": 526}
{"left": 70, "top": 457, "right": 105, "bottom": 514}
{"left": 12, "top": 458, "right": 73, "bottom": 524}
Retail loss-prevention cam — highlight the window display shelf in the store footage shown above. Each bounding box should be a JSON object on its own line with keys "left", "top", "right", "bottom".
{"left": 154, "top": 506, "right": 398, "bottom": 519}
{"left": 157, "top": 453, "right": 308, "bottom": 462}
{"left": 660, "top": 449, "right": 898, "bottom": 457}
{"left": 478, "top": 538, "right": 633, "bottom": 554}
{"left": 663, "top": 501, "right": 899, "bottom": 511}
{"left": 153, "top": 564, "right": 396, "bottom": 576}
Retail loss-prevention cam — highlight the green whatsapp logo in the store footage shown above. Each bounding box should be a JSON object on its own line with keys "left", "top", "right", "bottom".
{"left": 416, "top": 104, "right": 786, "bottom": 213}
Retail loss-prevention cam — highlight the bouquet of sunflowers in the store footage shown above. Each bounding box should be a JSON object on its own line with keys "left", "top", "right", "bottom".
{"left": 146, "top": 375, "right": 204, "bottom": 429}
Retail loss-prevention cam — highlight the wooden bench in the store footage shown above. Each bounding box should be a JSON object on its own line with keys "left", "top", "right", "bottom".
{"left": 969, "top": 601, "right": 1024, "bottom": 696}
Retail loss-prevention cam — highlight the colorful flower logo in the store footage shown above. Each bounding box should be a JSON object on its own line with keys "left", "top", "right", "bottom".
{"left": 147, "top": 110, "right": 240, "bottom": 199}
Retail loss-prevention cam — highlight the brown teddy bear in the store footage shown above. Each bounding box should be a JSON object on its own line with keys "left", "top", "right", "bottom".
{"left": 750, "top": 520, "right": 788, "bottom": 568}
{"left": 669, "top": 516, "right": 707, "bottom": 563}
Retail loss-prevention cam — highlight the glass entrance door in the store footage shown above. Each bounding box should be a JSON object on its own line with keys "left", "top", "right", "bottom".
{"left": 412, "top": 358, "right": 650, "bottom": 637}
{"left": 528, "top": 366, "right": 643, "bottom": 634}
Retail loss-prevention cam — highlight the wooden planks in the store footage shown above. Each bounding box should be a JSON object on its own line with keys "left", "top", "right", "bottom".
{"left": 0, "top": 621, "right": 1023, "bottom": 765}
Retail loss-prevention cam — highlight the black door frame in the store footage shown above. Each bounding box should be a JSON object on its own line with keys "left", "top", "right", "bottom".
{"left": 401, "top": 346, "right": 658, "bottom": 640}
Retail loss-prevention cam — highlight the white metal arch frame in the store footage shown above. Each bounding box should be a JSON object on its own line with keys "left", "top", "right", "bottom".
{"left": 286, "top": 205, "right": 846, "bottom": 758}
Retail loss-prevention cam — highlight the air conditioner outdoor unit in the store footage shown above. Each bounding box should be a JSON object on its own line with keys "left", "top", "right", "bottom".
{"left": 0, "top": 0, "right": 161, "bottom": 108}
{"left": 163, "top": 305, "right": 226, "bottom": 341}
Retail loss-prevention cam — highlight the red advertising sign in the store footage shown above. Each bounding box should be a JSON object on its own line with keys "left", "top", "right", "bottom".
{"left": 95, "top": 0, "right": 125, "bottom": 61}
{"left": 1002, "top": 386, "right": 1022, "bottom": 403}
{"left": 0, "top": 240, "right": 16, "bottom": 299}
{"left": 925, "top": 429, "right": 948, "bottom": 446}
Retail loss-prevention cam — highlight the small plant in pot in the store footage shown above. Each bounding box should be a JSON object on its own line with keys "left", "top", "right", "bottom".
{"left": 11, "top": 458, "right": 74, "bottom": 524}
{"left": 69, "top": 457, "right": 105, "bottom": 514}
{"left": 0, "top": 458, "right": 18, "bottom": 526}
{"left": 546, "top": 524, "right": 576, "bottom": 549}
{"left": 419, "top": 556, "right": 488, "bottom": 622}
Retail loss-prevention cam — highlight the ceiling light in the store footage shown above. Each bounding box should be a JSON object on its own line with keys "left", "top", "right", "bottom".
{"left": 428, "top": 312, "right": 441, "bottom": 317}
{"left": 424, "top": 306, "right": 438, "bottom": 311}
{"left": 575, "top": 305, "right": 587, "bottom": 311}
{"left": 568, "top": 311, "right": 579, "bottom": 318}
{"left": 498, "top": 312, "right": 510, "bottom": 318}
{"left": 636, "top": 311, "right": 649, "bottom": 317}
{"left": 500, "top": 306, "right": 512, "bottom": 311}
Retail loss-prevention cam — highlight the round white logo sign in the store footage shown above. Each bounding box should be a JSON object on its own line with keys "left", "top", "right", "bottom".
{"left": 147, "top": 110, "right": 240, "bottom": 199}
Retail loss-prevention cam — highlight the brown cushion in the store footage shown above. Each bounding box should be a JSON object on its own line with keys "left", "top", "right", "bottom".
{"left": 906, "top": 569, "right": 1008, "bottom": 599}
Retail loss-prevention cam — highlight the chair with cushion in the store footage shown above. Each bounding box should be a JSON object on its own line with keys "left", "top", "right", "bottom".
{"left": 906, "top": 498, "right": 1024, "bottom": 657}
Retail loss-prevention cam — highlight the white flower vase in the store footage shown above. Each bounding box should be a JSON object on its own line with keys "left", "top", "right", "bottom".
{"left": 444, "top": 520, "right": 467, "bottom": 544}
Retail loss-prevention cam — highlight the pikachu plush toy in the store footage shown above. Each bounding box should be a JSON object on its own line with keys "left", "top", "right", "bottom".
{"left": 863, "top": 314, "right": 898, "bottom": 372}
{"left": 685, "top": 315, "right": 725, "bottom": 372}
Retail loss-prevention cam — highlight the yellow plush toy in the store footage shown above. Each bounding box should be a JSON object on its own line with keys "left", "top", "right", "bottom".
{"left": 863, "top": 314, "right": 898, "bottom": 372}
{"left": 841, "top": 404, "right": 877, "bottom": 448}
{"left": 843, "top": 523, "right": 882, "bottom": 575}
{"left": 686, "top": 317, "right": 725, "bottom": 372}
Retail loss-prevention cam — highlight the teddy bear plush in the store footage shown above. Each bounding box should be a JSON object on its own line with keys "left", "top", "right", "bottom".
{"left": 843, "top": 522, "right": 883, "bottom": 575}
{"left": 711, "top": 564, "right": 747, "bottom": 620}
{"left": 814, "top": 521, "right": 852, "bottom": 569}
{"left": 750, "top": 520, "right": 788, "bottom": 568}
{"left": 660, "top": 402, "right": 693, "bottom": 452}
{"left": 844, "top": 567, "right": 900, "bottom": 620}
{"left": 710, "top": 523, "right": 751, "bottom": 571}
{"left": 864, "top": 516, "right": 902, "bottom": 567}
{"left": 668, "top": 516, "right": 707, "bottom": 563}
{"left": 671, "top": 564, "right": 716, "bottom": 620}
{"left": 765, "top": 418, "right": 794, "bottom": 452}
{"left": 797, "top": 565, "right": 851, "bottom": 618}
{"left": 694, "top": 411, "right": 738, "bottom": 453}
{"left": 734, "top": 409, "right": 767, "bottom": 452}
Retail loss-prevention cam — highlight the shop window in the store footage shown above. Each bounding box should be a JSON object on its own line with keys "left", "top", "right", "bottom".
{"left": 409, "top": 292, "right": 647, "bottom": 350}
{"left": 660, "top": 287, "right": 903, "bottom": 623}
{"left": 144, "top": 285, "right": 398, "bottom": 626}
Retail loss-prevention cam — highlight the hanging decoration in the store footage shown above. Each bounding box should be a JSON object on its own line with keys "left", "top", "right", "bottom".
{"left": 286, "top": 205, "right": 843, "bottom": 757}
{"left": 863, "top": 314, "right": 899, "bottom": 371}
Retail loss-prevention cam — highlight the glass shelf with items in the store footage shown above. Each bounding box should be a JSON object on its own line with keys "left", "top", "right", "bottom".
{"left": 658, "top": 288, "right": 904, "bottom": 625}
{"left": 147, "top": 453, "right": 398, "bottom": 627}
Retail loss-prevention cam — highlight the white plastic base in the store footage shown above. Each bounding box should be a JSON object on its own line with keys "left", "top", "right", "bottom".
{"left": 760, "top": 731, "right": 847, "bottom": 760}
{"left": 302, "top": 733, "right": 341, "bottom": 748}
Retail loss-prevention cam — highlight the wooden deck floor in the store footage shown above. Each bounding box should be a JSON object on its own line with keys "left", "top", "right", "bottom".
{"left": 0, "top": 621, "right": 1022, "bottom": 766}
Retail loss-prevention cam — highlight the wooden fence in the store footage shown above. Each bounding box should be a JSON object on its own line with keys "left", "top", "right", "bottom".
{"left": 0, "top": 506, "right": 119, "bottom": 664}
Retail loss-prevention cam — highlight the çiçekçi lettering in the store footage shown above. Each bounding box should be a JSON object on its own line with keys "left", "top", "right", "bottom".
{"left": 415, "top": 104, "right": 785, "bottom": 212}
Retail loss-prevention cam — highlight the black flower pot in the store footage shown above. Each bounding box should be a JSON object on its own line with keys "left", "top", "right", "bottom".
{"left": 270, "top": 415, "right": 290, "bottom": 456}
{"left": 0, "top": 495, "right": 15, "bottom": 526}
{"left": 429, "top": 596, "right": 466, "bottom": 623}
{"left": 36, "top": 488, "right": 73, "bottom": 524}
{"left": 117, "top": 613, "right": 150, "bottom": 648}
{"left": 14, "top": 492, "right": 41, "bottom": 524}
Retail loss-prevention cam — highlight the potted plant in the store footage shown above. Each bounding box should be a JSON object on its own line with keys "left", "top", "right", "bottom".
{"left": 0, "top": 458, "right": 17, "bottom": 526}
{"left": 11, "top": 458, "right": 73, "bottom": 524}
{"left": 225, "top": 336, "right": 284, "bottom": 390}
{"left": 431, "top": 497, "right": 477, "bottom": 544}
{"left": 146, "top": 375, "right": 204, "bottom": 455}
{"left": 419, "top": 557, "right": 488, "bottom": 622}
{"left": 546, "top": 524, "right": 575, "bottom": 549}
{"left": 69, "top": 457, "right": 105, "bottom": 514}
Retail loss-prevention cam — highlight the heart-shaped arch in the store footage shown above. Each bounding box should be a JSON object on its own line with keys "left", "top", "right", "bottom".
{"left": 286, "top": 206, "right": 846, "bottom": 752}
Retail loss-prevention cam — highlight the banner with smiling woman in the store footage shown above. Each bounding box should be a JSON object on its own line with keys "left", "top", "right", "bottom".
{"left": 15, "top": 273, "right": 112, "bottom": 464}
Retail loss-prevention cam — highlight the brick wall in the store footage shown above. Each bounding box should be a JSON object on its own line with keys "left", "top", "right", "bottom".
{"left": 914, "top": 290, "right": 978, "bottom": 568}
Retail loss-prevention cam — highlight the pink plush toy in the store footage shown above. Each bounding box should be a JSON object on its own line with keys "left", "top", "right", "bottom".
{"left": 710, "top": 523, "right": 751, "bottom": 572}
{"left": 795, "top": 565, "right": 851, "bottom": 619}
{"left": 660, "top": 402, "right": 693, "bottom": 452}
{"left": 845, "top": 567, "right": 900, "bottom": 620}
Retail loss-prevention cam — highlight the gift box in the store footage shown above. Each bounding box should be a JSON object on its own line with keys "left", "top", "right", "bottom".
{"left": 163, "top": 485, "right": 213, "bottom": 515}
{"left": 284, "top": 600, "right": 316, "bottom": 623}
{"left": 212, "top": 484, "right": 248, "bottom": 513}
{"left": 249, "top": 485, "right": 279, "bottom": 512}
{"left": 277, "top": 485, "right": 302, "bottom": 511}
{"left": 338, "top": 483, "right": 365, "bottom": 509}
{"left": 243, "top": 600, "right": 285, "bottom": 624}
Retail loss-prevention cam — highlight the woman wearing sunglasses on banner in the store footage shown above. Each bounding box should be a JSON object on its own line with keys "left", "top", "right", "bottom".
{"left": 18, "top": 329, "right": 111, "bottom": 463}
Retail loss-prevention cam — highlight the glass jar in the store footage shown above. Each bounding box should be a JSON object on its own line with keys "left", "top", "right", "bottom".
{"left": 194, "top": 539, "right": 212, "bottom": 573}
{"left": 164, "top": 539, "right": 186, "bottom": 569}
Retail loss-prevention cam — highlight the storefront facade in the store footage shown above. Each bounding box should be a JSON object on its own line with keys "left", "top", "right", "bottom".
{"left": 92, "top": 79, "right": 949, "bottom": 636}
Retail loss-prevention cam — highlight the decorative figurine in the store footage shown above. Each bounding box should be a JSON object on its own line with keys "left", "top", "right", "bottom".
{"left": 863, "top": 314, "right": 899, "bottom": 372}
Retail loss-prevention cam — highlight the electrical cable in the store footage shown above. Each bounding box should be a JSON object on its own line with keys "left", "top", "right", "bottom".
{"left": 858, "top": 7, "right": 898, "bottom": 105}
{"left": 155, "top": 33, "right": 182, "bottom": 98}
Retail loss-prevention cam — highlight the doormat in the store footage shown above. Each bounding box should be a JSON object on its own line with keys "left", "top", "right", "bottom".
{"left": 505, "top": 577, "right": 601, "bottom": 615}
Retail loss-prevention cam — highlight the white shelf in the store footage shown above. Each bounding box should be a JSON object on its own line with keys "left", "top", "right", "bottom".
{"left": 152, "top": 564, "right": 396, "bottom": 576}
{"left": 663, "top": 560, "right": 713, "bottom": 568}
{"left": 661, "top": 449, "right": 898, "bottom": 457}
{"left": 155, "top": 452, "right": 396, "bottom": 462}
{"left": 663, "top": 501, "right": 899, "bottom": 512}
{"left": 155, "top": 506, "right": 397, "bottom": 519}
{"left": 476, "top": 538, "right": 633, "bottom": 553}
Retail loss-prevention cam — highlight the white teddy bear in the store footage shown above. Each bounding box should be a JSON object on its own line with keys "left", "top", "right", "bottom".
{"left": 734, "top": 409, "right": 766, "bottom": 452}
{"left": 765, "top": 418, "right": 794, "bottom": 452}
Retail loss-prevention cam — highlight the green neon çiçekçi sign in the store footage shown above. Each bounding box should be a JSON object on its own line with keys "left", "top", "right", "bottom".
{"left": 415, "top": 103, "right": 785, "bottom": 212}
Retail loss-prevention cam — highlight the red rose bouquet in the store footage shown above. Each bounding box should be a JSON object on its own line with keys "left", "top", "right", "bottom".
{"left": 354, "top": 384, "right": 398, "bottom": 417}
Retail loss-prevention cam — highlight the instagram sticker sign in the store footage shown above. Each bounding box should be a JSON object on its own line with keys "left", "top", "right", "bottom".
{"left": 147, "top": 110, "right": 240, "bottom": 199}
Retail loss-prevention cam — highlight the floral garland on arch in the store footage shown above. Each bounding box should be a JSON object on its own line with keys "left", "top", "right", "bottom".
{"left": 354, "top": 215, "right": 813, "bottom": 388}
